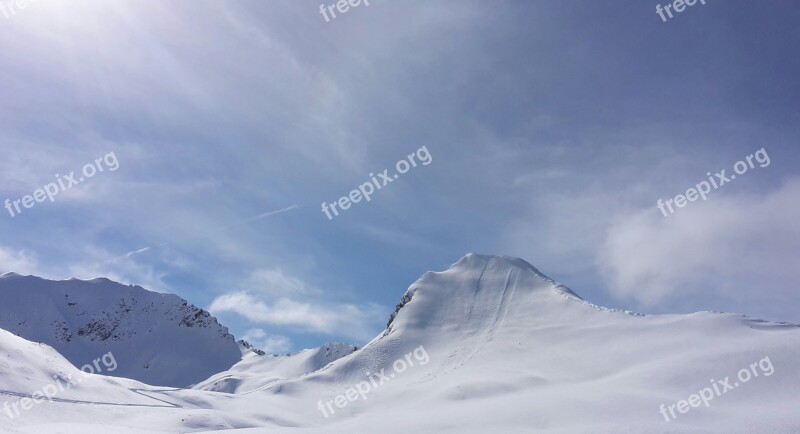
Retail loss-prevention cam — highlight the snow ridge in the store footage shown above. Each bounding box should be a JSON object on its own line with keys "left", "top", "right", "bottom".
{"left": 0, "top": 274, "right": 241, "bottom": 387}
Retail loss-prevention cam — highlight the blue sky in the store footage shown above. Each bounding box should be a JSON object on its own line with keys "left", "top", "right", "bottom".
{"left": 1, "top": 0, "right": 798, "bottom": 353}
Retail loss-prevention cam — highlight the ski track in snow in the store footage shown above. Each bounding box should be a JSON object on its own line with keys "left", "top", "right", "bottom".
{"left": 425, "top": 258, "right": 520, "bottom": 381}
{"left": 0, "top": 388, "right": 181, "bottom": 409}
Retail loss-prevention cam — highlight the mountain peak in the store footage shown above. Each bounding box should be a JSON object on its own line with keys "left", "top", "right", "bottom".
{"left": 453, "top": 253, "right": 554, "bottom": 281}
{"left": 384, "top": 253, "right": 582, "bottom": 338}
{"left": 0, "top": 274, "right": 241, "bottom": 387}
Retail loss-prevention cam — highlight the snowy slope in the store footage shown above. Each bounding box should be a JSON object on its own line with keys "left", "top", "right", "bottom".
{"left": 0, "top": 327, "right": 186, "bottom": 433}
{"left": 204, "top": 254, "right": 800, "bottom": 433}
{"left": 0, "top": 328, "right": 160, "bottom": 406}
{"left": 194, "top": 343, "right": 357, "bottom": 394}
{"left": 1, "top": 254, "right": 799, "bottom": 433}
{"left": 0, "top": 274, "right": 240, "bottom": 388}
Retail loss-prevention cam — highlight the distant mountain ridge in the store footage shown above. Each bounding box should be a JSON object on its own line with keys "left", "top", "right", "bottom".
{"left": 195, "top": 342, "right": 358, "bottom": 393}
{"left": 0, "top": 273, "right": 241, "bottom": 387}
{"left": 0, "top": 255, "right": 798, "bottom": 433}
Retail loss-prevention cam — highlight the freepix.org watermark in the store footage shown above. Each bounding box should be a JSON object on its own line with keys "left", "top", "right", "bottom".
{"left": 656, "top": 147, "right": 770, "bottom": 217}
{"left": 319, "top": 0, "right": 370, "bottom": 23}
{"left": 317, "top": 345, "right": 430, "bottom": 418}
{"left": 321, "top": 146, "right": 432, "bottom": 220}
{"left": 4, "top": 151, "right": 120, "bottom": 218}
{"left": 0, "top": 0, "right": 39, "bottom": 19}
{"left": 656, "top": 0, "right": 708, "bottom": 23}
{"left": 2, "top": 351, "right": 118, "bottom": 419}
{"left": 659, "top": 356, "right": 774, "bottom": 422}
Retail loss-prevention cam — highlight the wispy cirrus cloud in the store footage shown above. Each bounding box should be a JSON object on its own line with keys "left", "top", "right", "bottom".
{"left": 1, "top": 0, "right": 798, "bottom": 349}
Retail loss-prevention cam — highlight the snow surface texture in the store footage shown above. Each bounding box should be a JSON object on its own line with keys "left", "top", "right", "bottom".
{"left": 194, "top": 343, "right": 358, "bottom": 394}
{"left": 0, "top": 274, "right": 240, "bottom": 388}
{"left": 0, "top": 328, "right": 170, "bottom": 409}
{"left": 1, "top": 254, "right": 799, "bottom": 433}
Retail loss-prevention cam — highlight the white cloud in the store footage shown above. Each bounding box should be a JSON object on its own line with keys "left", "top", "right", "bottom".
{"left": 0, "top": 246, "right": 38, "bottom": 275}
{"left": 240, "top": 328, "right": 292, "bottom": 354}
{"left": 598, "top": 179, "right": 800, "bottom": 318}
{"left": 209, "top": 291, "right": 384, "bottom": 341}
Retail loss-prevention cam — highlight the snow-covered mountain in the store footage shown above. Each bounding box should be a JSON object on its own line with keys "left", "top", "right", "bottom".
{"left": 1, "top": 254, "right": 799, "bottom": 433}
{"left": 0, "top": 273, "right": 240, "bottom": 388}
{"left": 216, "top": 253, "right": 798, "bottom": 433}
{"left": 194, "top": 343, "right": 358, "bottom": 394}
